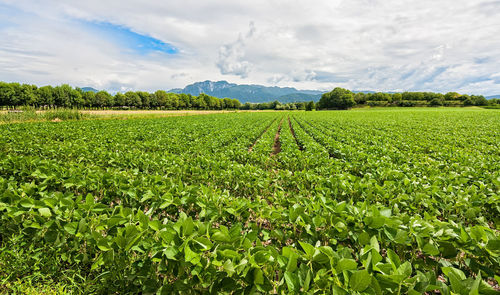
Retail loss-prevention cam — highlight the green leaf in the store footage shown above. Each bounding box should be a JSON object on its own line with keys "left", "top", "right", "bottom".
{"left": 252, "top": 250, "right": 272, "bottom": 265}
{"left": 468, "top": 273, "right": 481, "bottom": 295}
{"left": 423, "top": 243, "right": 440, "bottom": 256}
{"left": 370, "top": 235, "right": 380, "bottom": 252}
{"left": 286, "top": 252, "right": 298, "bottom": 272}
{"left": 163, "top": 246, "right": 179, "bottom": 260}
{"left": 97, "top": 239, "right": 111, "bottom": 251}
{"left": 64, "top": 222, "right": 79, "bottom": 235}
{"left": 350, "top": 270, "right": 371, "bottom": 292}
{"left": 19, "top": 199, "right": 34, "bottom": 208}
{"left": 223, "top": 259, "right": 235, "bottom": 277}
{"left": 193, "top": 236, "right": 213, "bottom": 251}
{"left": 148, "top": 220, "right": 161, "bottom": 231}
{"left": 85, "top": 194, "right": 94, "bottom": 205}
{"left": 299, "top": 241, "right": 315, "bottom": 259}
{"left": 184, "top": 244, "right": 201, "bottom": 265}
{"left": 442, "top": 267, "right": 466, "bottom": 294}
{"left": 253, "top": 268, "right": 264, "bottom": 285}
{"left": 212, "top": 230, "right": 231, "bottom": 242}
{"left": 38, "top": 207, "right": 52, "bottom": 217}
{"left": 486, "top": 239, "right": 500, "bottom": 255}
{"left": 284, "top": 271, "right": 299, "bottom": 292}
{"left": 386, "top": 249, "right": 401, "bottom": 271}
{"left": 337, "top": 258, "right": 358, "bottom": 272}
{"left": 182, "top": 217, "right": 195, "bottom": 236}
{"left": 395, "top": 262, "right": 412, "bottom": 278}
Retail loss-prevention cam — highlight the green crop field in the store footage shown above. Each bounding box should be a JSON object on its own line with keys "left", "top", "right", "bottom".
{"left": 0, "top": 108, "right": 499, "bottom": 294}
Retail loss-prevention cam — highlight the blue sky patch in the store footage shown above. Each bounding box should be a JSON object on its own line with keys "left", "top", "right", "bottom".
{"left": 80, "top": 20, "right": 178, "bottom": 55}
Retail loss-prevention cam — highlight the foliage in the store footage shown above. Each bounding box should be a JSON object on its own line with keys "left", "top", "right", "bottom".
{"left": 318, "top": 87, "right": 356, "bottom": 110}
{"left": 0, "top": 109, "right": 499, "bottom": 294}
{"left": 0, "top": 107, "right": 87, "bottom": 123}
{"left": 0, "top": 82, "right": 241, "bottom": 110}
{"left": 305, "top": 101, "right": 315, "bottom": 111}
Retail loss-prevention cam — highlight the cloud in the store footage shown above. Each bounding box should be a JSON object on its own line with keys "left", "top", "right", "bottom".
{"left": 216, "top": 22, "right": 255, "bottom": 78}
{"left": 0, "top": 0, "right": 499, "bottom": 95}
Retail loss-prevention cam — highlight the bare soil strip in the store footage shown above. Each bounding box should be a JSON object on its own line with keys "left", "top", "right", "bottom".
{"left": 270, "top": 118, "right": 284, "bottom": 157}
{"left": 288, "top": 116, "right": 304, "bottom": 151}
{"left": 248, "top": 118, "right": 277, "bottom": 152}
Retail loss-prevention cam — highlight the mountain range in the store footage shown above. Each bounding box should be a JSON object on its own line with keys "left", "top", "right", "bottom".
{"left": 169, "top": 80, "right": 324, "bottom": 103}
{"left": 81, "top": 81, "right": 500, "bottom": 103}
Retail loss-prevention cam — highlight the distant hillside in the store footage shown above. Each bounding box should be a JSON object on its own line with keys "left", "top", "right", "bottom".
{"left": 276, "top": 93, "right": 322, "bottom": 103}
{"left": 169, "top": 80, "right": 324, "bottom": 103}
{"left": 81, "top": 87, "right": 98, "bottom": 93}
{"left": 486, "top": 95, "right": 500, "bottom": 99}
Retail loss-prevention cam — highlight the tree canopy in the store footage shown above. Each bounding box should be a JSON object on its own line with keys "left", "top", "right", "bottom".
{"left": 318, "top": 87, "right": 356, "bottom": 110}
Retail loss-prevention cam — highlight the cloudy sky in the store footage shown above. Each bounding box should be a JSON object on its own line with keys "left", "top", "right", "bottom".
{"left": 0, "top": 0, "right": 499, "bottom": 94}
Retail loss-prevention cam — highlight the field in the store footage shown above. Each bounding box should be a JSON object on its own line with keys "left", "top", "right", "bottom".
{"left": 0, "top": 108, "right": 499, "bottom": 294}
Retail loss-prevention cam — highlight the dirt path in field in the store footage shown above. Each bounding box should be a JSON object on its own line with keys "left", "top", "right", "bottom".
{"left": 248, "top": 118, "right": 277, "bottom": 152}
{"left": 270, "top": 118, "right": 284, "bottom": 156}
{"left": 288, "top": 116, "right": 303, "bottom": 151}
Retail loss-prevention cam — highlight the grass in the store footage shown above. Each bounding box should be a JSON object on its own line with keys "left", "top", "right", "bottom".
{"left": 0, "top": 108, "right": 86, "bottom": 124}
{"left": 0, "top": 280, "right": 68, "bottom": 295}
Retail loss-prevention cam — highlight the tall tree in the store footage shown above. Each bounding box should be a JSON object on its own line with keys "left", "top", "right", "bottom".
{"left": 318, "top": 88, "right": 356, "bottom": 110}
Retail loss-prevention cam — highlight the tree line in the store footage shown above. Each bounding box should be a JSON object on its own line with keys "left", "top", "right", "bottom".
{"left": 240, "top": 101, "right": 315, "bottom": 111}
{"left": 0, "top": 82, "right": 241, "bottom": 110}
{"left": 1, "top": 81, "right": 498, "bottom": 111}
{"left": 317, "top": 88, "right": 497, "bottom": 110}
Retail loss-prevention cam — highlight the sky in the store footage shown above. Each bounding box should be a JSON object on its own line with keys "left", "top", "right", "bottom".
{"left": 0, "top": 0, "right": 499, "bottom": 95}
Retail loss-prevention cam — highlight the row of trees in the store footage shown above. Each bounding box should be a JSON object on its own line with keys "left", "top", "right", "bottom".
{"left": 240, "top": 101, "right": 315, "bottom": 111}
{"left": 319, "top": 88, "right": 495, "bottom": 110}
{"left": 0, "top": 82, "right": 241, "bottom": 110}
{"left": 1, "top": 81, "right": 497, "bottom": 111}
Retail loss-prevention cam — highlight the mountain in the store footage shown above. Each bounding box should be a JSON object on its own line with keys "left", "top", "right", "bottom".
{"left": 81, "top": 87, "right": 98, "bottom": 93}
{"left": 486, "top": 95, "right": 500, "bottom": 99}
{"left": 169, "top": 80, "right": 324, "bottom": 103}
{"left": 276, "top": 93, "right": 322, "bottom": 103}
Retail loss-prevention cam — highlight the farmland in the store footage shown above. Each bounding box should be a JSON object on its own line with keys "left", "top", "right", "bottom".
{"left": 0, "top": 108, "right": 499, "bottom": 294}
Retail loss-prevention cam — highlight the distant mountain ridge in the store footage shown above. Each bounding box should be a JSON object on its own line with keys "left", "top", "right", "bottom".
{"left": 81, "top": 87, "right": 98, "bottom": 93}
{"left": 169, "top": 80, "right": 324, "bottom": 103}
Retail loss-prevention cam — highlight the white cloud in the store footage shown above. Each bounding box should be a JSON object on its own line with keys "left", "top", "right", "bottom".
{"left": 216, "top": 22, "right": 255, "bottom": 78}
{"left": 0, "top": 0, "right": 499, "bottom": 94}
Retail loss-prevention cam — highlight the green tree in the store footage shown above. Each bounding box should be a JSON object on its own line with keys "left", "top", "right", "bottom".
{"left": 36, "top": 86, "right": 54, "bottom": 107}
{"left": 154, "top": 90, "right": 168, "bottom": 109}
{"left": 318, "top": 88, "right": 356, "bottom": 110}
{"left": 83, "top": 91, "right": 96, "bottom": 108}
{"left": 53, "top": 84, "right": 73, "bottom": 107}
{"left": 20, "top": 84, "right": 38, "bottom": 106}
{"left": 95, "top": 91, "right": 113, "bottom": 108}
{"left": 70, "top": 88, "right": 84, "bottom": 108}
{"left": 430, "top": 97, "right": 444, "bottom": 106}
{"left": 125, "top": 91, "right": 142, "bottom": 108}
{"left": 444, "top": 92, "right": 461, "bottom": 101}
{"left": 295, "top": 102, "right": 306, "bottom": 110}
{"left": 392, "top": 93, "right": 402, "bottom": 102}
{"left": 137, "top": 92, "right": 150, "bottom": 109}
{"left": 114, "top": 93, "right": 126, "bottom": 107}
{"left": 305, "top": 101, "right": 315, "bottom": 111}
{"left": 471, "top": 95, "right": 488, "bottom": 106}
{"left": 354, "top": 93, "right": 367, "bottom": 104}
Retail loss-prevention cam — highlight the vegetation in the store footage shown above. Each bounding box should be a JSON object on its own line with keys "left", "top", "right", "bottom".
{"left": 0, "top": 107, "right": 86, "bottom": 124}
{"left": 318, "top": 88, "right": 356, "bottom": 110}
{"left": 2, "top": 82, "right": 499, "bottom": 111}
{"left": 0, "top": 108, "right": 498, "bottom": 294}
{"left": 0, "top": 82, "right": 241, "bottom": 110}
{"left": 352, "top": 90, "right": 492, "bottom": 108}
